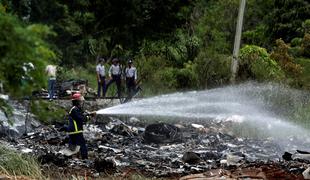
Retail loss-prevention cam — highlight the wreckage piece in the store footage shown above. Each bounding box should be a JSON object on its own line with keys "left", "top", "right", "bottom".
{"left": 303, "top": 167, "right": 310, "bottom": 179}
{"left": 182, "top": 152, "right": 201, "bottom": 164}
{"left": 283, "top": 151, "right": 310, "bottom": 162}
{"left": 110, "top": 123, "right": 136, "bottom": 137}
{"left": 143, "top": 123, "right": 182, "bottom": 144}
{"left": 38, "top": 153, "right": 67, "bottom": 166}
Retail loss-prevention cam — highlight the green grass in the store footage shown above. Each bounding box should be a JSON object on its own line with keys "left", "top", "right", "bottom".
{"left": 296, "top": 57, "right": 310, "bottom": 89}
{"left": 0, "top": 146, "right": 42, "bottom": 179}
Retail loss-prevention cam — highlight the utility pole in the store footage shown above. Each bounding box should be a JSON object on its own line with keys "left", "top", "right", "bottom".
{"left": 231, "top": 0, "right": 246, "bottom": 84}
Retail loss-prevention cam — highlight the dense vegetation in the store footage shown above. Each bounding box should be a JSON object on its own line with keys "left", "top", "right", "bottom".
{"left": 0, "top": 0, "right": 309, "bottom": 95}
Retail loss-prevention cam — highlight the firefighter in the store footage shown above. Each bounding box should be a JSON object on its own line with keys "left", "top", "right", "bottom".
{"left": 65, "top": 93, "right": 95, "bottom": 159}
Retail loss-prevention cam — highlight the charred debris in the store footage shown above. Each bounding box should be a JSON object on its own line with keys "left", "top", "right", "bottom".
{"left": 1, "top": 112, "right": 309, "bottom": 179}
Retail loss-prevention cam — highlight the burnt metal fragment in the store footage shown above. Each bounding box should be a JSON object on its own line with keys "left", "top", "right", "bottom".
{"left": 144, "top": 123, "right": 182, "bottom": 144}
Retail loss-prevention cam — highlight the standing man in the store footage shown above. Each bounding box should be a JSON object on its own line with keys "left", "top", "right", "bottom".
{"left": 106, "top": 58, "right": 122, "bottom": 98}
{"left": 125, "top": 59, "right": 137, "bottom": 97}
{"left": 65, "top": 93, "right": 95, "bottom": 159}
{"left": 45, "top": 64, "right": 57, "bottom": 101}
{"left": 96, "top": 58, "right": 106, "bottom": 98}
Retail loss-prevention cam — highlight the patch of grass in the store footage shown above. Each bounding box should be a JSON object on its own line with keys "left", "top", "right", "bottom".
{"left": 30, "top": 100, "right": 66, "bottom": 124}
{"left": 296, "top": 57, "right": 310, "bottom": 89}
{"left": 291, "top": 105, "right": 310, "bottom": 130}
{"left": 0, "top": 146, "right": 42, "bottom": 179}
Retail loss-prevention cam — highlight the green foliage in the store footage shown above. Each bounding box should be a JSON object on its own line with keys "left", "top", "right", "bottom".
{"left": 296, "top": 58, "right": 310, "bottom": 89}
{"left": 30, "top": 100, "right": 66, "bottom": 124}
{"left": 0, "top": 10, "right": 55, "bottom": 96}
{"left": 0, "top": 99, "right": 12, "bottom": 118}
{"left": 0, "top": 146, "right": 42, "bottom": 178}
{"left": 194, "top": 51, "right": 231, "bottom": 88}
{"left": 243, "top": 25, "right": 268, "bottom": 47}
{"left": 266, "top": 0, "right": 310, "bottom": 43}
{"left": 270, "top": 39, "right": 303, "bottom": 77}
{"left": 302, "top": 19, "right": 310, "bottom": 34}
{"left": 1, "top": 0, "right": 309, "bottom": 95}
{"left": 302, "top": 33, "right": 310, "bottom": 57}
{"left": 291, "top": 37, "right": 303, "bottom": 47}
{"left": 193, "top": 0, "right": 238, "bottom": 54}
{"left": 176, "top": 61, "right": 198, "bottom": 89}
{"left": 153, "top": 67, "right": 178, "bottom": 91}
{"left": 239, "top": 45, "right": 285, "bottom": 81}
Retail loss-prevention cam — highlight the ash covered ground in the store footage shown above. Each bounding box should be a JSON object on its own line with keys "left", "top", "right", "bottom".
{"left": 1, "top": 114, "right": 309, "bottom": 179}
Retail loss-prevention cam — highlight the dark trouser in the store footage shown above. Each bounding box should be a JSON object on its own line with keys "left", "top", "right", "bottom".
{"left": 48, "top": 79, "right": 56, "bottom": 99}
{"left": 69, "top": 133, "right": 88, "bottom": 159}
{"left": 126, "top": 77, "right": 136, "bottom": 97}
{"left": 106, "top": 75, "right": 121, "bottom": 98}
{"left": 97, "top": 76, "right": 106, "bottom": 97}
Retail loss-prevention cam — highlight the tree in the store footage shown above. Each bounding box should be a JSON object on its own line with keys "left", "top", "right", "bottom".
{"left": 266, "top": 0, "right": 310, "bottom": 44}
{"left": 0, "top": 8, "right": 55, "bottom": 96}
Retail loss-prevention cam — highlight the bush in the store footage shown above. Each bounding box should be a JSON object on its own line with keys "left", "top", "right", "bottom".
{"left": 239, "top": 45, "right": 285, "bottom": 81}
{"left": 303, "top": 19, "right": 310, "bottom": 34}
{"left": 289, "top": 46, "right": 303, "bottom": 58}
{"left": 0, "top": 146, "right": 42, "bottom": 179}
{"left": 302, "top": 33, "right": 310, "bottom": 57}
{"left": 270, "top": 39, "right": 303, "bottom": 77}
{"left": 290, "top": 37, "right": 303, "bottom": 47}
{"left": 175, "top": 61, "right": 198, "bottom": 89}
{"left": 194, "top": 51, "right": 231, "bottom": 88}
{"left": 0, "top": 11, "right": 55, "bottom": 96}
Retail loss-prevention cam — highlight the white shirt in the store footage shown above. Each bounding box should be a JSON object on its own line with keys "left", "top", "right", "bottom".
{"left": 109, "top": 64, "right": 121, "bottom": 76}
{"left": 96, "top": 64, "right": 105, "bottom": 76}
{"left": 125, "top": 67, "right": 137, "bottom": 80}
{"left": 45, "top": 65, "right": 56, "bottom": 79}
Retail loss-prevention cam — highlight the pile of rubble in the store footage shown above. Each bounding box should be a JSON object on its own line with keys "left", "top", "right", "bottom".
{"left": 1, "top": 116, "right": 310, "bottom": 179}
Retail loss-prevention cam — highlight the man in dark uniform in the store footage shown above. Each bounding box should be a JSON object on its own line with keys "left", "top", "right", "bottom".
{"left": 66, "top": 93, "right": 95, "bottom": 159}
{"left": 125, "top": 59, "right": 137, "bottom": 97}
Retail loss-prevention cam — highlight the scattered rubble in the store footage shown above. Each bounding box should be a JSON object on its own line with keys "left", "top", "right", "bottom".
{"left": 0, "top": 113, "right": 309, "bottom": 179}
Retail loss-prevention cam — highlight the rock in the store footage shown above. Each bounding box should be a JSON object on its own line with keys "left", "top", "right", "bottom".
{"left": 182, "top": 152, "right": 201, "bottom": 164}
{"left": 143, "top": 123, "right": 182, "bottom": 144}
